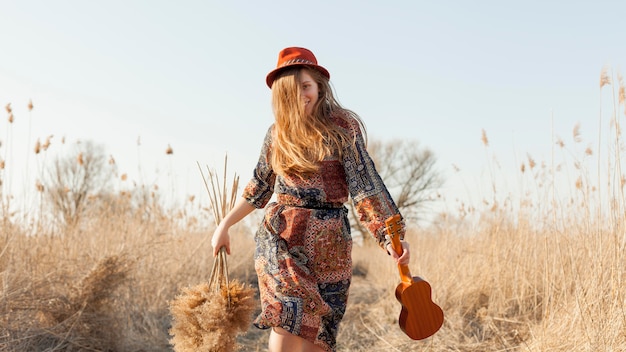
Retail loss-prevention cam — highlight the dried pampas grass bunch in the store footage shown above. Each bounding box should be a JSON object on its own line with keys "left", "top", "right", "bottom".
{"left": 169, "top": 249, "right": 256, "bottom": 352}
{"left": 169, "top": 156, "right": 256, "bottom": 352}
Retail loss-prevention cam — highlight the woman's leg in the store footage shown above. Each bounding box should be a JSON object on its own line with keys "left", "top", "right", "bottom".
{"left": 301, "top": 335, "right": 326, "bottom": 352}
{"left": 269, "top": 327, "right": 302, "bottom": 352}
{"left": 268, "top": 327, "right": 325, "bottom": 352}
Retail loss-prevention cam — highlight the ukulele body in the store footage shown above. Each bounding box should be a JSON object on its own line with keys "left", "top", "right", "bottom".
{"left": 395, "top": 276, "right": 444, "bottom": 340}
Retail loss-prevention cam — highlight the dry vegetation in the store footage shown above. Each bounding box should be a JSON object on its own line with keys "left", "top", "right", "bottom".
{"left": 169, "top": 163, "right": 256, "bottom": 352}
{"left": 1, "top": 68, "right": 626, "bottom": 351}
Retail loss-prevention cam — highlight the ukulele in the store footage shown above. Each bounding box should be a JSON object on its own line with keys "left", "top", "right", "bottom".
{"left": 385, "top": 214, "right": 444, "bottom": 340}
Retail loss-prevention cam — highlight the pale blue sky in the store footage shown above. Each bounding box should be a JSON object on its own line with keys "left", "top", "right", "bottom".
{"left": 1, "top": 0, "right": 625, "bottom": 215}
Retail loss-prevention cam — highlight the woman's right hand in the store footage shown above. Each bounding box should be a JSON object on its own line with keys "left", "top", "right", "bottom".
{"left": 211, "top": 224, "right": 231, "bottom": 256}
{"left": 209, "top": 198, "right": 256, "bottom": 256}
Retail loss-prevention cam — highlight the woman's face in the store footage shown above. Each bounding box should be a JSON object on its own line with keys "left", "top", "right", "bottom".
{"left": 299, "top": 69, "right": 319, "bottom": 115}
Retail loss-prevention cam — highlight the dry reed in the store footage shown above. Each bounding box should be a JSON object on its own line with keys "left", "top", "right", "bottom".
{"left": 169, "top": 156, "right": 256, "bottom": 352}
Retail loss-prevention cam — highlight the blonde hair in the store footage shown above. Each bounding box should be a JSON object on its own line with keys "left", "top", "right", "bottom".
{"left": 270, "top": 67, "right": 366, "bottom": 177}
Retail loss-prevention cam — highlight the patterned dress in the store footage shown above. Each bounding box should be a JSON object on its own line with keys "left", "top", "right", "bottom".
{"left": 242, "top": 114, "right": 405, "bottom": 352}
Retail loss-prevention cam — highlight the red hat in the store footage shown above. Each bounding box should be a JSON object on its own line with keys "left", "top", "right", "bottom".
{"left": 266, "top": 47, "right": 330, "bottom": 88}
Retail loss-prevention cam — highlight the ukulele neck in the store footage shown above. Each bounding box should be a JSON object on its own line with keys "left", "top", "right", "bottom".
{"left": 398, "top": 264, "right": 413, "bottom": 283}
{"left": 385, "top": 214, "right": 413, "bottom": 283}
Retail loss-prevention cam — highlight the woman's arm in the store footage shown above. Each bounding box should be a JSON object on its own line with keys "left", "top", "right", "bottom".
{"left": 342, "top": 117, "right": 411, "bottom": 264}
{"left": 211, "top": 197, "right": 256, "bottom": 256}
{"left": 212, "top": 126, "right": 276, "bottom": 256}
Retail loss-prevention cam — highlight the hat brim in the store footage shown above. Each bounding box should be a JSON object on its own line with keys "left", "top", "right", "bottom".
{"left": 266, "top": 64, "right": 330, "bottom": 88}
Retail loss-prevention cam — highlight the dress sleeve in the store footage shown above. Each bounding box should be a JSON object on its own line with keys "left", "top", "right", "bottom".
{"left": 342, "top": 119, "right": 406, "bottom": 250}
{"left": 242, "top": 126, "right": 276, "bottom": 209}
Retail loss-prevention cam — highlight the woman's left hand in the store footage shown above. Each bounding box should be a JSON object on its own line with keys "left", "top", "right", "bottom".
{"left": 387, "top": 240, "right": 410, "bottom": 265}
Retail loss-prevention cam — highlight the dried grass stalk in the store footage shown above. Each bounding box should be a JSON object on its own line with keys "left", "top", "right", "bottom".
{"left": 169, "top": 155, "right": 255, "bottom": 352}
{"left": 30, "top": 255, "right": 130, "bottom": 350}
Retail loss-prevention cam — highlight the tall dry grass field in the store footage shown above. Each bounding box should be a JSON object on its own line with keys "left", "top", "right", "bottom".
{"left": 2, "top": 68, "right": 626, "bottom": 351}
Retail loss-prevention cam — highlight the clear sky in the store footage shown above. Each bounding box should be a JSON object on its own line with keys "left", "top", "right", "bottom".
{"left": 1, "top": 0, "right": 625, "bottom": 217}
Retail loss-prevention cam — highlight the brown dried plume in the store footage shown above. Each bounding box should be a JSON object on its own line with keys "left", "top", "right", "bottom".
{"left": 169, "top": 156, "right": 256, "bottom": 352}
{"left": 169, "top": 281, "right": 256, "bottom": 352}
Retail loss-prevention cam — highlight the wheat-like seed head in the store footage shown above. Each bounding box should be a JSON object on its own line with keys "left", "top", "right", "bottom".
{"left": 556, "top": 137, "right": 565, "bottom": 148}
{"left": 8, "top": 113, "right": 14, "bottom": 124}
{"left": 77, "top": 152, "right": 84, "bottom": 165}
{"left": 573, "top": 123, "right": 582, "bottom": 143}
{"left": 28, "top": 99, "right": 34, "bottom": 111}
{"left": 600, "top": 65, "right": 611, "bottom": 88}
{"left": 575, "top": 177, "right": 583, "bottom": 190}
{"left": 42, "top": 135, "right": 52, "bottom": 151}
{"left": 5, "top": 103, "right": 11, "bottom": 114}
{"left": 481, "top": 129, "right": 489, "bottom": 147}
{"left": 527, "top": 154, "right": 536, "bottom": 169}
{"left": 34, "top": 139, "right": 41, "bottom": 154}
{"left": 166, "top": 144, "right": 173, "bottom": 155}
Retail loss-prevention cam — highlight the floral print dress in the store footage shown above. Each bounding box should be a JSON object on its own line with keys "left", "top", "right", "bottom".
{"left": 242, "top": 114, "right": 405, "bottom": 352}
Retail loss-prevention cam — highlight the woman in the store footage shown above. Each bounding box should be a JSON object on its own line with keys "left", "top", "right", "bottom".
{"left": 211, "top": 47, "right": 410, "bottom": 352}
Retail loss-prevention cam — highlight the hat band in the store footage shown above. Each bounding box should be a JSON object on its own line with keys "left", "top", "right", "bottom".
{"left": 280, "top": 58, "right": 316, "bottom": 67}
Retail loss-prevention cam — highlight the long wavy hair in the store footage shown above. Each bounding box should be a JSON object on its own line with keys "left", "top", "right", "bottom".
{"left": 270, "top": 67, "right": 366, "bottom": 177}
